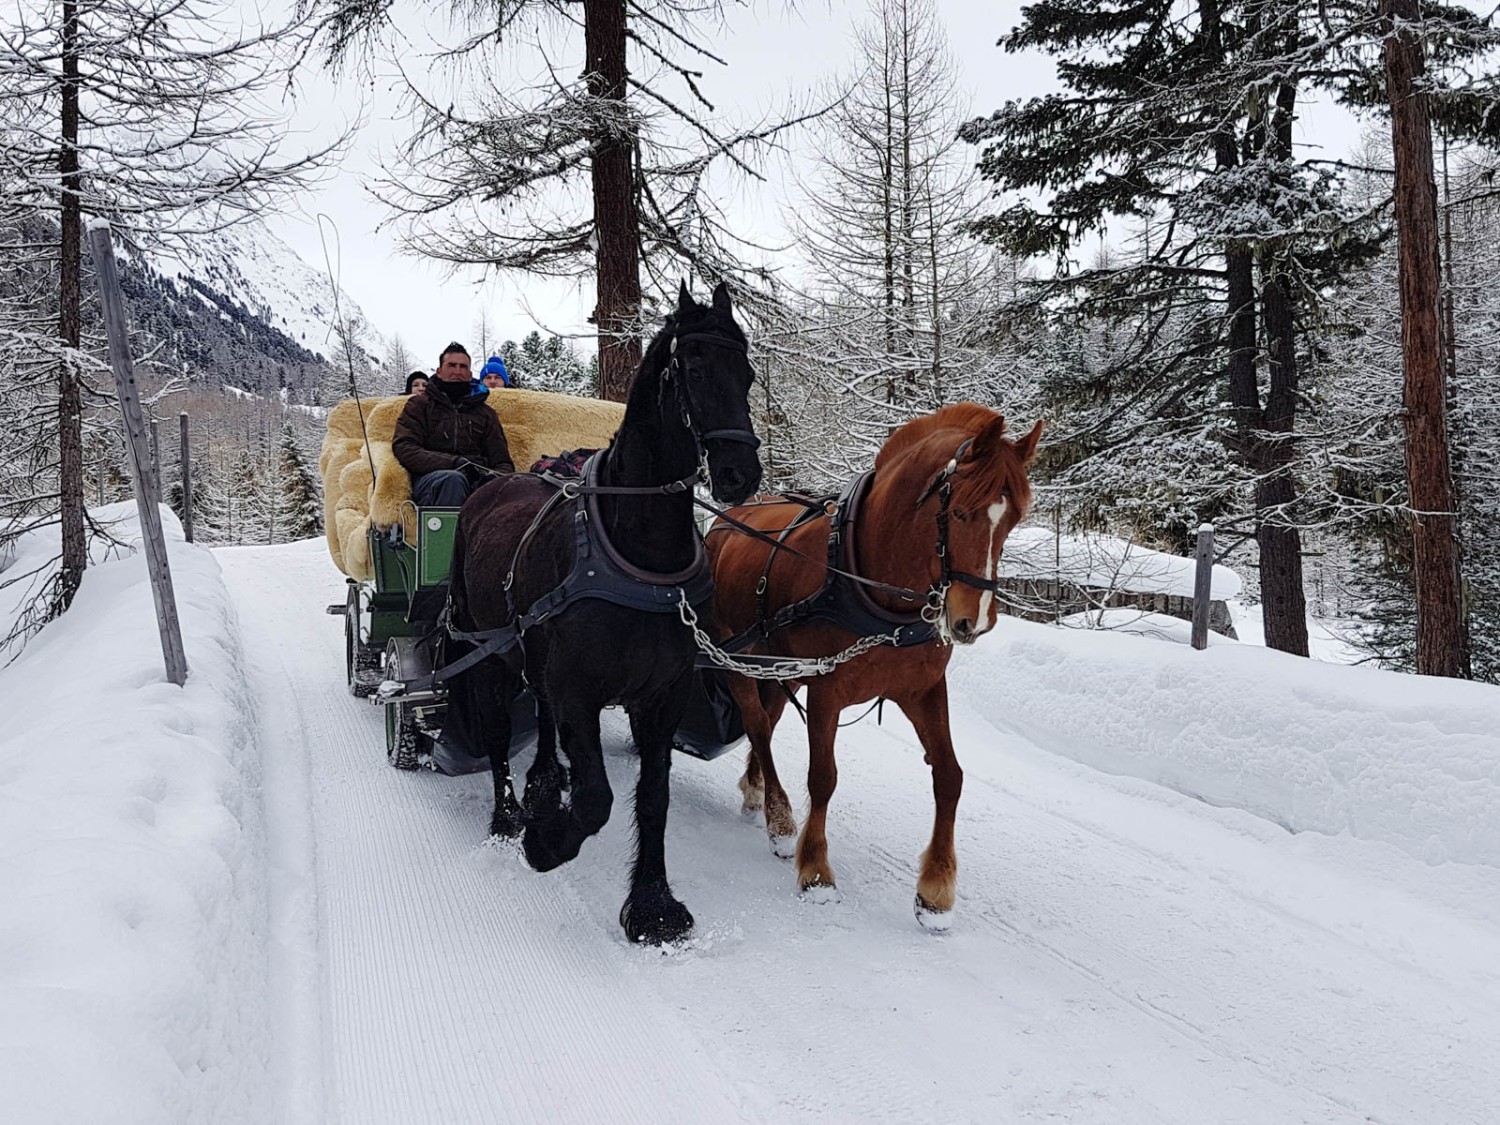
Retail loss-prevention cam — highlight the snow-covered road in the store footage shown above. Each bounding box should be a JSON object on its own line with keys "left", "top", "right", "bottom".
{"left": 220, "top": 538, "right": 1500, "bottom": 1124}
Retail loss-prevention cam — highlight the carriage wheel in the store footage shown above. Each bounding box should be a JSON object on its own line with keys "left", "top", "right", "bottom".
{"left": 345, "top": 588, "right": 382, "bottom": 698}
{"left": 383, "top": 639, "right": 427, "bottom": 770}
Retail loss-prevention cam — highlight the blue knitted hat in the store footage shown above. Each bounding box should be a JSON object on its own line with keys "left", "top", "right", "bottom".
{"left": 478, "top": 356, "right": 509, "bottom": 386}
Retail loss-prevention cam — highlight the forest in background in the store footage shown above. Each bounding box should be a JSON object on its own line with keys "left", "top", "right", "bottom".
{"left": 4, "top": 0, "right": 1499, "bottom": 682}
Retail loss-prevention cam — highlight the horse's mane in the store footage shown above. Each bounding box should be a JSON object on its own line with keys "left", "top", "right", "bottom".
{"left": 877, "top": 403, "right": 1034, "bottom": 514}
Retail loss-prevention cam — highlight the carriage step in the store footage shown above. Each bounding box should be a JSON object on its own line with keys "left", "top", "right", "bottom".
{"left": 372, "top": 680, "right": 444, "bottom": 706}
{"left": 326, "top": 603, "right": 346, "bottom": 615}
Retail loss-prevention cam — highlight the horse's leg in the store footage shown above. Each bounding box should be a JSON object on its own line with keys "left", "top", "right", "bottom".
{"left": 896, "top": 677, "right": 962, "bottom": 931}
{"left": 521, "top": 686, "right": 612, "bottom": 873}
{"left": 522, "top": 688, "right": 564, "bottom": 823}
{"left": 470, "top": 665, "right": 521, "bottom": 839}
{"left": 795, "top": 690, "right": 841, "bottom": 900}
{"left": 728, "top": 675, "right": 797, "bottom": 858}
{"left": 620, "top": 682, "right": 694, "bottom": 944}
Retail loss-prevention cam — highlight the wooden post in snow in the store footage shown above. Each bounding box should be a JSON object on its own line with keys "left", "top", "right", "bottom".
{"left": 1191, "top": 524, "right": 1214, "bottom": 651}
{"left": 179, "top": 412, "right": 194, "bottom": 544}
{"left": 148, "top": 417, "right": 161, "bottom": 504}
{"left": 87, "top": 220, "right": 188, "bottom": 686}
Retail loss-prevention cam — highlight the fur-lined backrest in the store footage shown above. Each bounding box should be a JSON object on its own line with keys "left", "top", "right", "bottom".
{"left": 319, "top": 389, "right": 625, "bottom": 579}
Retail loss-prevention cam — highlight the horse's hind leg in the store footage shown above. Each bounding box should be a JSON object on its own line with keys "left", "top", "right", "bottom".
{"left": 471, "top": 666, "right": 521, "bottom": 838}
{"left": 729, "top": 675, "right": 797, "bottom": 858}
{"left": 896, "top": 678, "right": 961, "bottom": 931}
{"left": 522, "top": 688, "right": 564, "bottom": 822}
{"left": 619, "top": 683, "right": 694, "bottom": 944}
{"left": 795, "top": 693, "right": 841, "bottom": 900}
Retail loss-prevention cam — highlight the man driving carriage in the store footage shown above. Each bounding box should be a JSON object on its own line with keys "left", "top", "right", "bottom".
{"left": 393, "top": 342, "right": 515, "bottom": 506}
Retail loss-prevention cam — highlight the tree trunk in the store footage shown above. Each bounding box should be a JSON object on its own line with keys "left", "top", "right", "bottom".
{"left": 1256, "top": 260, "right": 1311, "bottom": 656}
{"left": 53, "top": 0, "right": 86, "bottom": 618}
{"left": 1382, "top": 0, "right": 1470, "bottom": 677}
{"left": 585, "top": 0, "right": 643, "bottom": 403}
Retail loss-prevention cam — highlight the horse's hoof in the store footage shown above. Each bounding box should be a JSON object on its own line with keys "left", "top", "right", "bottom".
{"left": 620, "top": 893, "right": 694, "bottom": 945}
{"left": 799, "top": 880, "right": 841, "bottom": 905}
{"left": 737, "top": 778, "right": 764, "bottom": 813}
{"left": 490, "top": 805, "right": 524, "bottom": 840}
{"left": 914, "top": 894, "right": 953, "bottom": 933}
{"left": 521, "top": 825, "right": 569, "bottom": 872}
{"left": 769, "top": 834, "right": 797, "bottom": 860}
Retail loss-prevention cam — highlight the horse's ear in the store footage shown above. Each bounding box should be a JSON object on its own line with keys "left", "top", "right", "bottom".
{"left": 967, "top": 414, "right": 1009, "bottom": 461}
{"left": 1015, "top": 419, "right": 1044, "bottom": 465}
{"left": 677, "top": 279, "right": 695, "bottom": 314}
{"left": 711, "top": 281, "right": 731, "bottom": 313}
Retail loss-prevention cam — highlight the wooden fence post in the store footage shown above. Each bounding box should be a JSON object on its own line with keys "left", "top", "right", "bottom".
{"left": 87, "top": 221, "right": 189, "bottom": 686}
{"left": 149, "top": 417, "right": 161, "bottom": 504}
{"left": 1191, "top": 524, "right": 1215, "bottom": 651}
{"left": 180, "top": 412, "right": 194, "bottom": 544}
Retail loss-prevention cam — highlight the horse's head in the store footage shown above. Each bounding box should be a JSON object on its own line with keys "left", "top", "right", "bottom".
{"left": 882, "top": 405, "right": 1043, "bottom": 645}
{"left": 662, "top": 280, "right": 763, "bottom": 504}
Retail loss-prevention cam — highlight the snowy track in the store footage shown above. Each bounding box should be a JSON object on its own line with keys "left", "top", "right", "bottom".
{"left": 222, "top": 539, "right": 1500, "bottom": 1124}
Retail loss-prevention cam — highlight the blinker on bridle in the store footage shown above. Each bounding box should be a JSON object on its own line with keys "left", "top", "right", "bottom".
{"left": 668, "top": 330, "right": 762, "bottom": 450}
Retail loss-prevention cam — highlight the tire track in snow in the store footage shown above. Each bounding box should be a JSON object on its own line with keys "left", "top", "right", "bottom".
{"left": 842, "top": 702, "right": 1500, "bottom": 1125}
{"left": 220, "top": 541, "right": 758, "bottom": 1125}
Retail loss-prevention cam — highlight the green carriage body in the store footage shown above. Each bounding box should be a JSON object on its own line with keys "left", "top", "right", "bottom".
{"left": 342, "top": 507, "right": 459, "bottom": 697}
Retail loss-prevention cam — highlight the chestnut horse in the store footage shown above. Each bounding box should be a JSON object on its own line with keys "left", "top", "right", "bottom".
{"left": 705, "top": 404, "right": 1040, "bottom": 929}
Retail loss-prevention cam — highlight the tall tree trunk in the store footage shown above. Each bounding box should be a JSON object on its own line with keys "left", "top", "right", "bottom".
{"left": 1250, "top": 70, "right": 1312, "bottom": 657}
{"left": 585, "top": 0, "right": 642, "bottom": 403}
{"left": 1382, "top": 0, "right": 1470, "bottom": 677}
{"left": 53, "top": 0, "right": 86, "bottom": 617}
{"left": 1256, "top": 259, "right": 1311, "bottom": 656}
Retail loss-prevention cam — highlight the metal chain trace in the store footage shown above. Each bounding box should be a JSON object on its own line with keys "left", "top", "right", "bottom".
{"left": 678, "top": 593, "right": 902, "bottom": 681}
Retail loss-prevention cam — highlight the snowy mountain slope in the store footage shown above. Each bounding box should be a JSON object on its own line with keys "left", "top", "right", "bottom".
{"left": 6, "top": 526, "right": 1500, "bottom": 1123}
{"left": 149, "top": 224, "right": 385, "bottom": 368}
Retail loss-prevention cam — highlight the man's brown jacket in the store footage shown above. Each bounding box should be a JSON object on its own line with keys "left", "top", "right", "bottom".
{"left": 392, "top": 385, "right": 515, "bottom": 477}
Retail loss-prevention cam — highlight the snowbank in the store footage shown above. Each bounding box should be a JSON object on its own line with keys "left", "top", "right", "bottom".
{"left": 953, "top": 617, "right": 1500, "bottom": 868}
{"left": 0, "top": 504, "right": 270, "bottom": 1123}
{"left": 1059, "top": 607, "right": 1236, "bottom": 646}
{"left": 1000, "top": 526, "right": 1242, "bottom": 599}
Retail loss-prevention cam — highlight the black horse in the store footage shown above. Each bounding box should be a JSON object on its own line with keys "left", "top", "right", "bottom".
{"left": 447, "top": 282, "right": 762, "bottom": 944}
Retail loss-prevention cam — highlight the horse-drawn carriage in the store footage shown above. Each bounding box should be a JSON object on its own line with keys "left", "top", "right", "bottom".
{"left": 320, "top": 377, "right": 745, "bottom": 775}
{"left": 320, "top": 384, "right": 635, "bottom": 772}
{"left": 318, "top": 284, "right": 1041, "bottom": 944}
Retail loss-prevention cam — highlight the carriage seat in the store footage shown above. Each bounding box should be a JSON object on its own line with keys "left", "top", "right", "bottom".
{"left": 319, "top": 388, "right": 626, "bottom": 581}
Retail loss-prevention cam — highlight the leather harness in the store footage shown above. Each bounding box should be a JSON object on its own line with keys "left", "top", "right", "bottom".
{"left": 408, "top": 326, "right": 751, "bottom": 691}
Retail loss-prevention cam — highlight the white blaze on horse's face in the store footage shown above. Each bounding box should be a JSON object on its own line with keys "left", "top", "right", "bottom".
{"left": 974, "top": 499, "right": 1007, "bottom": 636}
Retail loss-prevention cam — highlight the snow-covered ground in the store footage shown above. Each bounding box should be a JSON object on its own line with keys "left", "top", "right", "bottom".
{"left": 0, "top": 506, "right": 271, "bottom": 1123}
{"left": 1001, "top": 526, "right": 1242, "bottom": 599}
{"left": 5, "top": 526, "right": 1500, "bottom": 1122}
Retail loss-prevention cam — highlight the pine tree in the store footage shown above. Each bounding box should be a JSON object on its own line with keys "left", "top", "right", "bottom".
{"left": 785, "top": 0, "right": 998, "bottom": 444}
{"left": 960, "top": 0, "right": 1389, "bottom": 656}
{"left": 272, "top": 423, "right": 323, "bottom": 542}
{"left": 312, "top": 0, "right": 815, "bottom": 399}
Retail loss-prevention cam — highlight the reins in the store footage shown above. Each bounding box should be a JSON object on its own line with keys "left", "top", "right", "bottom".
{"left": 407, "top": 319, "right": 748, "bottom": 693}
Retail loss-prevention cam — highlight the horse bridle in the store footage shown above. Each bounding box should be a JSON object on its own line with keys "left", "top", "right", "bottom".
{"left": 700, "top": 434, "right": 1007, "bottom": 635}
{"left": 666, "top": 329, "right": 762, "bottom": 452}
{"left": 913, "top": 437, "right": 1004, "bottom": 619}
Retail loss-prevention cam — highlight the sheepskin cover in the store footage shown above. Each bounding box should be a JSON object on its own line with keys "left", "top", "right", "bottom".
{"left": 319, "top": 389, "right": 625, "bottom": 580}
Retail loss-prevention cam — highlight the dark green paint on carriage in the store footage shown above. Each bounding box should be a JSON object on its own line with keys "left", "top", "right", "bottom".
{"left": 417, "top": 509, "right": 460, "bottom": 588}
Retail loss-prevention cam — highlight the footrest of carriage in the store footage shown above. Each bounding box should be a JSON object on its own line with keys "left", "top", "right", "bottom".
{"left": 372, "top": 679, "right": 444, "bottom": 706}
{"left": 671, "top": 736, "right": 747, "bottom": 762}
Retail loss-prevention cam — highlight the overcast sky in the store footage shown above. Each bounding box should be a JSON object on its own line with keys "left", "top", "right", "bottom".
{"left": 265, "top": 0, "right": 1365, "bottom": 375}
